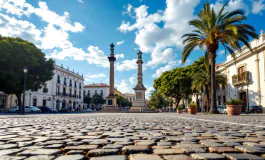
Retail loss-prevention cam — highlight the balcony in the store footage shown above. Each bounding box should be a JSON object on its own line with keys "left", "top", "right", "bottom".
{"left": 43, "top": 88, "right": 48, "bottom": 93}
{"left": 232, "top": 71, "right": 250, "bottom": 86}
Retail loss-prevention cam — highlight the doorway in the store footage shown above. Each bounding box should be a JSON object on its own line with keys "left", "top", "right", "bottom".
{"left": 43, "top": 100, "right": 47, "bottom": 106}
{"left": 239, "top": 92, "right": 246, "bottom": 112}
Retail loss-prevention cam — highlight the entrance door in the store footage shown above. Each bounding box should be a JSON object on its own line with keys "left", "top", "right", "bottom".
{"left": 33, "top": 99, "right": 37, "bottom": 107}
{"left": 239, "top": 92, "right": 246, "bottom": 112}
{"left": 43, "top": 100, "right": 47, "bottom": 106}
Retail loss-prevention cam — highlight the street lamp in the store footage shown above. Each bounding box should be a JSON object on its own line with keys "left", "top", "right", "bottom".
{"left": 22, "top": 66, "right": 28, "bottom": 115}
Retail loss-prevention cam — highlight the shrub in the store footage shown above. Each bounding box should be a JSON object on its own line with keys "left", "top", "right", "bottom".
{"left": 188, "top": 101, "right": 197, "bottom": 108}
{"left": 225, "top": 98, "right": 243, "bottom": 105}
{"left": 177, "top": 105, "right": 184, "bottom": 110}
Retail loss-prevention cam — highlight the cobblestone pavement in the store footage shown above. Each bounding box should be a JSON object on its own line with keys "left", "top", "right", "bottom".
{"left": 1, "top": 113, "right": 265, "bottom": 160}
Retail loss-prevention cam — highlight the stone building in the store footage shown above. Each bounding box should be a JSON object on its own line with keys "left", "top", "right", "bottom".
{"left": 8, "top": 64, "right": 84, "bottom": 111}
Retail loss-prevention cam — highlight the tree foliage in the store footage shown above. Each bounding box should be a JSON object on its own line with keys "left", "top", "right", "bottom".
{"left": 181, "top": 2, "right": 258, "bottom": 113}
{"left": 115, "top": 94, "right": 132, "bottom": 107}
{"left": 92, "top": 93, "right": 105, "bottom": 105}
{"left": 83, "top": 96, "right": 92, "bottom": 105}
{"left": 0, "top": 36, "right": 54, "bottom": 107}
{"left": 154, "top": 67, "right": 192, "bottom": 107}
{"left": 148, "top": 90, "right": 167, "bottom": 109}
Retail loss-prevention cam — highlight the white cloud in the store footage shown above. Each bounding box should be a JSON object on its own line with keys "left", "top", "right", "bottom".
{"left": 34, "top": 2, "right": 85, "bottom": 33}
{"left": 116, "top": 54, "right": 125, "bottom": 59}
{"left": 129, "top": 76, "right": 135, "bottom": 85}
{"left": 218, "top": 50, "right": 225, "bottom": 55}
{"left": 116, "top": 59, "right": 137, "bottom": 71}
{"left": 116, "top": 40, "right": 125, "bottom": 45}
{"left": 211, "top": 0, "right": 249, "bottom": 15}
{"left": 122, "top": 4, "right": 133, "bottom": 17}
{"left": 252, "top": 0, "right": 265, "bottom": 14}
{"left": 77, "top": 0, "right": 84, "bottom": 4}
{"left": 116, "top": 80, "right": 133, "bottom": 93}
{"left": 48, "top": 45, "right": 109, "bottom": 68}
{"left": 0, "top": 13, "right": 42, "bottom": 43}
{"left": 118, "top": 0, "right": 200, "bottom": 69}
{"left": 152, "top": 61, "right": 179, "bottom": 78}
{"left": 86, "top": 73, "right": 106, "bottom": 78}
{"left": 86, "top": 46, "right": 109, "bottom": 68}
{"left": 41, "top": 24, "right": 72, "bottom": 50}
{"left": 145, "top": 86, "right": 154, "bottom": 99}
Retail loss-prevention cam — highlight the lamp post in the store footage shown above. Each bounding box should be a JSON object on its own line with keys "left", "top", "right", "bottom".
{"left": 22, "top": 66, "right": 28, "bottom": 115}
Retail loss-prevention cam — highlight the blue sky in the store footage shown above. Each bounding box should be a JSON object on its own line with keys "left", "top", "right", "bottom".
{"left": 0, "top": 0, "right": 265, "bottom": 97}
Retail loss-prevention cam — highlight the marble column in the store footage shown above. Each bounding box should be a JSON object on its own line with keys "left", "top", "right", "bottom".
{"left": 104, "top": 43, "right": 117, "bottom": 110}
{"left": 130, "top": 50, "right": 149, "bottom": 112}
{"left": 255, "top": 53, "right": 261, "bottom": 105}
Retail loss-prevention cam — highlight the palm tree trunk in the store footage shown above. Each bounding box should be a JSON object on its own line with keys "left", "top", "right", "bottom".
{"left": 205, "top": 84, "right": 210, "bottom": 112}
{"left": 209, "top": 52, "right": 218, "bottom": 113}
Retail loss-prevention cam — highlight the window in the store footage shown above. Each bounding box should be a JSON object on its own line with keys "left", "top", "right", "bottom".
{"left": 63, "top": 88, "right": 66, "bottom": 96}
{"left": 33, "top": 99, "right": 37, "bottom": 107}
{"left": 100, "top": 90, "right": 103, "bottom": 96}
{"left": 64, "top": 78, "right": 66, "bottom": 85}
{"left": 223, "top": 96, "right": 226, "bottom": 105}
{"left": 218, "top": 96, "right": 221, "bottom": 105}
{"left": 44, "top": 83, "right": 47, "bottom": 88}
{"left": 95, "top": 90, "right": 97, "bottom": 94}
{"left": 238, "top": 66, "right": 245, "bottom": 74}
{"left": 88, "top": 90, "right": 90, "bottom": 97}
{"left": 57, "top": 76, "right": 60, "bottom": 83}
{"left": 70, "top": 80, "right": 72, "bottom": 86}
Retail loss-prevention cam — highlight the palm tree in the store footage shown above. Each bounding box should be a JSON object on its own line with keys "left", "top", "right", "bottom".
{"left": 182, "top": 2, "right": 258, "bottom": 113}
{"left": 192, "top": 69, "right": 227, "bottom": 112}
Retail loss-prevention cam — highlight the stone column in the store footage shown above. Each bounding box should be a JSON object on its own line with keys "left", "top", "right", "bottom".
{"left": 108, "top": 43, "right": 116, "bottom": 96}
{"left": 255, "top": 53, "right": 261, "bottom": 105}
{"left": 103, "top": 43, "right": 118, "bottom": 111}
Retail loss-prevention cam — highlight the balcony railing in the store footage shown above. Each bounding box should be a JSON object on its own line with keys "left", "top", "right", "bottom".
{"left": 43, "top": 88, "right": 48, "bottom": 93}
{"left": 232, "top": 71, "right": 250, "bottom": 86}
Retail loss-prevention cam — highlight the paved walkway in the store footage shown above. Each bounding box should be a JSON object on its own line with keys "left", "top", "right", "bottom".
{"left": 0, "top": 113, "right": 265, "bottom": 160}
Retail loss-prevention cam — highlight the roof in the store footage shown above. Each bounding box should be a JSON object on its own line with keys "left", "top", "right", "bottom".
{"left": 84, "top": 83, "right": 109, "bottom": 88}
{"left": 124, "top": 93, "right": 135, "bottom": 96}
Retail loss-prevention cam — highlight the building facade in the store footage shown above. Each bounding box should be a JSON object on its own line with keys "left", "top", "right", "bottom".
{"left": 124, "top": 93, "right": 135, "bottom": 103}
{"left": 0, "top": 92, "right": 8, "bottom": 111}
{"left": 196, "top": 30, "right": 265, "bottom": 111}
{"left": 9, "top": 65, "right": 84, "bottom": 110}
{"left": 83, "top": 83, "right": 109, "bottom": 98}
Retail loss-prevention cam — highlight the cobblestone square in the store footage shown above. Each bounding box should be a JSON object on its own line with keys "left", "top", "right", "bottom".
{"left": 1, "top": 113, "right": 265, "bottom": 160}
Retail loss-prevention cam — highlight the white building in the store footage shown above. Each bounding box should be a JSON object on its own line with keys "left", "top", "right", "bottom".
{"left": 0, "top": 92, "right": 8, "bottom": 111}
{"left": 18, "top": 65, "right": 84, "bottom": 110}
{"left": 83, "top": 83, "right": 109, "bottom": 98}
{"left": 196, "top": 30, "right": 265, "bottom": 111}
{"left": 124, "top": 93, "right": 135, "bottom": 103}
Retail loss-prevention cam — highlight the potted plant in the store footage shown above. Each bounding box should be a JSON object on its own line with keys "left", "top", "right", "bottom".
{"left": 225, "top": 98, "right": 243, "bottom": 116}
{"left": 188, "top": 102, "right": 197, "bottom": 114}
{"left": 177, "top": 105, "right": 184, "bottom": 113}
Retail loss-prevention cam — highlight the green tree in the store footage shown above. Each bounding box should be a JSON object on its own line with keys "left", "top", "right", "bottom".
{"left": 83, "top": 96, "right": 92, "bottom": 105}
{"left": 0, "top": 36, "right": 54, "bottom": 109}
{"left": 181, "top": 2, "right": 258, "bottom": 113}
{"left": 115, "top": 94, "right": 131, "bottom": 107}
{"left": 92, "top": 93, "right": 105, "bottom": 106}
{"left": 148, "top": 90, "right": 167, "bottom": 109}
{"left": 154, "top": 67, "right": 192, "bottom": 107}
